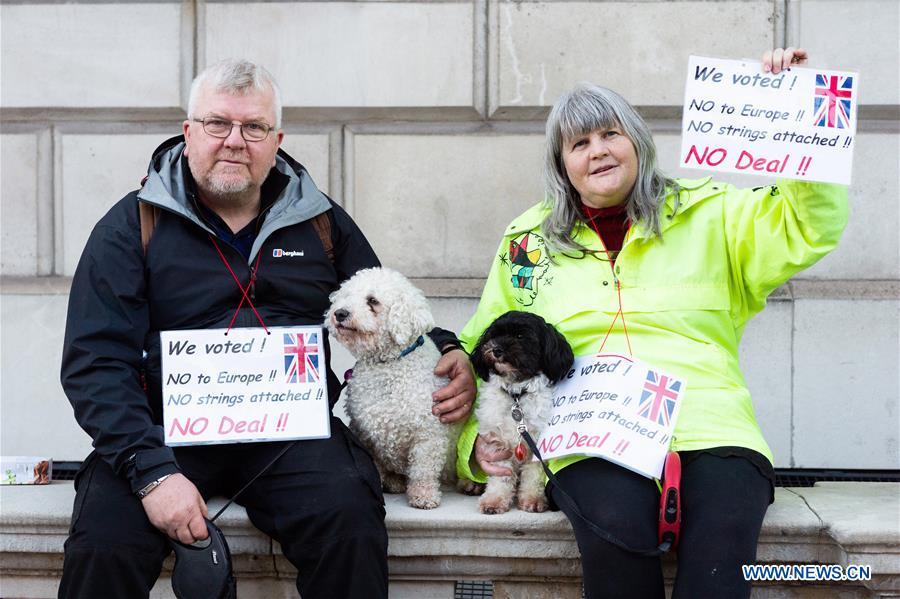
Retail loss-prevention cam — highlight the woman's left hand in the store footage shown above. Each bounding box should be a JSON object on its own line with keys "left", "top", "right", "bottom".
{"left": 762, "top": 47, "right": 808, "bottom": 74}
{"left": 432, "top": 348, "right": 476, "bottom": 423}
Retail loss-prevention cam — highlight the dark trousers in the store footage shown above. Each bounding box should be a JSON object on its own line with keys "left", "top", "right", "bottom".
{"left": 550, "top": 454, "right": 771, "bottom": 599}
{"left": 58, "top": 418, "right": 388, "bottom": 599}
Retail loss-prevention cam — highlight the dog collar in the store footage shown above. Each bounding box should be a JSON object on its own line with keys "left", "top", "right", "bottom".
{"left": 399, "top": 335, "right": 425, "bottom": 358}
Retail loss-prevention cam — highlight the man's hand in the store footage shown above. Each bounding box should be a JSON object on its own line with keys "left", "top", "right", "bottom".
{"left": 432, "top": 348, "right": 476, "bottom": 423}
{"left": 474, "top": 434, "right": 513, "bottom": 477}
{"left": 141, "top": 473, "right": 209, "bottom": 544}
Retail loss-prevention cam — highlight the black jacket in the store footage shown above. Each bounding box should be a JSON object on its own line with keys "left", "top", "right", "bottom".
{"left": 61, "top": 135, "right": 458, "bottom": 492}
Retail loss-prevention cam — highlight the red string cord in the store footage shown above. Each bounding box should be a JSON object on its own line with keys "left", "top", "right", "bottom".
{"left": 585, "top": 217, "right": 633, "bottom": 356}
{"left": 208, "top": 235, "right": 269, "bottom": 335}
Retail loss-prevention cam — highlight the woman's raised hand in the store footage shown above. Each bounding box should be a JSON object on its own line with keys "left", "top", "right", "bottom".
{"left": 763, "top": 47, "right": 808, "bottom": 74}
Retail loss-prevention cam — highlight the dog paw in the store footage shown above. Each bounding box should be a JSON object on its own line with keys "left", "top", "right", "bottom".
{"left": 517, "top": 495, "right": 549, "bottom": 513}
{"left": 407, "top": 482, "right": 441, "bottom": 509}
{"left": 478, "top": 495, "right": 511, "bottom": 515}
{"left": 456, "top": 479, "right": 486, "bottom": 496}
{"left": 409, "top": 496, "right": 441, "bottom": 509}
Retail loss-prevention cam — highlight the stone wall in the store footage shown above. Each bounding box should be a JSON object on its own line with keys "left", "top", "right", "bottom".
{"left": 1, "top": 0, "right": 897, "bottom": 468}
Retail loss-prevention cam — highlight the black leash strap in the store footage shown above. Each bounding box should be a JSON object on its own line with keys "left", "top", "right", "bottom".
{"left": 210, "top": 441, "right": 296, "bottom": 523}
{"left": 510, "top": 399, "right": 670, "bottom": 557}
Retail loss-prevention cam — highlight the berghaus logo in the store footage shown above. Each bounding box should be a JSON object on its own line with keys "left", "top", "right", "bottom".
{"left": 273, "top": 249, "right": 304, "bottom": 257}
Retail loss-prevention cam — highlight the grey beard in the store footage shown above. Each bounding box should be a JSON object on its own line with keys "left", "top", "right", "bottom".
{"left": 204, "top": 173, "right": 253, "bottom": 197}
{"left": 187, "top": 152, "right": 256, "bottom": 201}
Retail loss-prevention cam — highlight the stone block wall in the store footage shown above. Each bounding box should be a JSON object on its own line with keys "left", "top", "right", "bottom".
{"left": 2, "top": 0, "right": 897, "bottom": 468}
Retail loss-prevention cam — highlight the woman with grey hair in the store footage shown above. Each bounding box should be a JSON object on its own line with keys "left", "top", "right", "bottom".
{"left": 456, "top": 48, "right": 848, "bottom": 598}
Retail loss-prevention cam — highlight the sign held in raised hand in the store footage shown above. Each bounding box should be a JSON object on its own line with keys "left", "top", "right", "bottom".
{"left": 681, "top": 55, "right": 858, "bottom": 185}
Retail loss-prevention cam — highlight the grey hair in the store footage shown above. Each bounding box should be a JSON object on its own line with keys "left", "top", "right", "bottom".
{"left": 541, "top": 83, "right": 679, "bottom": 254}
{"left": 187, "top": 59, "right": 283, "bottom": 128}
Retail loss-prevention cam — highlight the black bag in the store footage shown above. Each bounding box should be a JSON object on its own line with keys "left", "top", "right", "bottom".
{"left": 170, "top": 519, "right": 237, "bottom": 599}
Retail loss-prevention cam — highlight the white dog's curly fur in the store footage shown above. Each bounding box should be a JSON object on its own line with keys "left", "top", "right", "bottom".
{"left": 325, "top": 267, "right": 461, "bottom": 509}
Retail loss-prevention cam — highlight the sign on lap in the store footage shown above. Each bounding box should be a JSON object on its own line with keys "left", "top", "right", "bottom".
{"left": 161, "top": 326, "right": 330, "bottom": 445}
{"left": 535, "top": 354, "right": 686, "bottom": 479}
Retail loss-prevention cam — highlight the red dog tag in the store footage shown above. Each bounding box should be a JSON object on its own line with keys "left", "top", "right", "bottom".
{"left": 515, "top": 442, "right": 526, "bottom": 461}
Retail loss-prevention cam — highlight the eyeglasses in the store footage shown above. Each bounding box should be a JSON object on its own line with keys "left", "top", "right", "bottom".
{"left": 193, "top": 117, "right": 274, "bottom": 142}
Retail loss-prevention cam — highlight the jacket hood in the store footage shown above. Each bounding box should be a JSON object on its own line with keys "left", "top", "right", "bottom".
{"left": 137, "top": 135, "right": 331, "bottom": 261}
{"left": 503, "top": 176, "right": 718, "bottom": 241}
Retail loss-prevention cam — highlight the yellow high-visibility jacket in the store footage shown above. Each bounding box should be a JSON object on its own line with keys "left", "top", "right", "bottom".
{"left": 457, "top": 177, "right": 848, "bottom": 482}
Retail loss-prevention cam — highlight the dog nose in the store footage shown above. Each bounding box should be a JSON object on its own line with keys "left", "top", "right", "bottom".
{"left": 334, "top": 309, "right": 349, "bottom": 323}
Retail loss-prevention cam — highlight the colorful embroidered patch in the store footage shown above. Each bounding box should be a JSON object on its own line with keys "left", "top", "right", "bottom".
{"left": 500, "top": 232, "right": 550, "bottom": 306}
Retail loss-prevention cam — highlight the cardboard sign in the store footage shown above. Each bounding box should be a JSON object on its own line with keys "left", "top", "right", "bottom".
{"left": 161, "top": 326, "right": 330, "bottom": 446}
{"left": 681, "top": 55, "right": 859, "bottom": 185}
{"left": 535, "top": 354, "right": 686, "bottom": 479}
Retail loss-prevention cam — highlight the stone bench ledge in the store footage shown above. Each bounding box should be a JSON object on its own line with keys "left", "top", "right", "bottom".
{"left": 2, "top": 482, "right": 897, "bottom": 598}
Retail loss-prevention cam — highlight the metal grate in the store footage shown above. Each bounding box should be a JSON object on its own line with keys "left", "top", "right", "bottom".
{"left": 49, "top": 461, "right": 81, "bottom": 481}
{"left": 775, "top": 469, "right": 900, "bottom": 487}
{"left": 52, "top": 462, "right": 899, "bottom": 487}
{"left": 454, "top": 581, "right": 493, "bottom": 599}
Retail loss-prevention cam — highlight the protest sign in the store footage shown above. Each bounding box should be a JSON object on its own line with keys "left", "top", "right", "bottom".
{"left": 681, "top": 55, "right": 859, "bottom": 185}
{"left": 535, "top": 354, "right": 686, "bottom": 479}
{"left": 161, "top": 326, "right": 330, "bottom": 446}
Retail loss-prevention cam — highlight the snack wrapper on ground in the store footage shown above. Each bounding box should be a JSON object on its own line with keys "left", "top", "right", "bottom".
{"left": 1, "top": 456, "right": 52, "bottom": 484}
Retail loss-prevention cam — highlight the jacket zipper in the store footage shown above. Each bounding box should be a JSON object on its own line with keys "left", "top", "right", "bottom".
{"left": 247, "top": 204, "right": 276, "bottom": 301}
{"left": 156, "top": 193, "right": 282, "bottom": 305}
{"left": 590, "top": 224, "right": 620, "bottom": 287}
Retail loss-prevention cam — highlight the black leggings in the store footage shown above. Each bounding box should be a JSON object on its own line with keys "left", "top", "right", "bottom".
{"left": 550, "top": 454, "right": 771, "bottom": 599}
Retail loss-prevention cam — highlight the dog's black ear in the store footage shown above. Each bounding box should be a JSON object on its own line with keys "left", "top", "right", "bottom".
{"left": 540, "top": 322, "right": 575, "bottom": 383}
{"left": 469, "top": 328, "right": 494, "bottom": 382}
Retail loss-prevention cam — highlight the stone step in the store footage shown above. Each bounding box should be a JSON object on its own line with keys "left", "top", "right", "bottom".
{"left": 1, "top": 481, "right": 897, "bottom": 598}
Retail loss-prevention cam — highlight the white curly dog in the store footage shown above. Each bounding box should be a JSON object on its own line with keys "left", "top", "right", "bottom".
{"left": 326, "top": 267, "right": 461, "bottom": 509}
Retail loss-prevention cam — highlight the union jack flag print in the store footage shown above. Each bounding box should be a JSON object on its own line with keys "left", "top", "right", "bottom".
{"left": 813, "top": 74, "right": 853, "bottom": 129}
{"left": 637, "top": 370, "right": 681, "bottom": 426}
{"left": 283, "top": 332, "right": 320, "bottom": 384}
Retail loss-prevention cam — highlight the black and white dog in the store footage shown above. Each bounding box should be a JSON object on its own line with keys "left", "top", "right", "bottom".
{"left": 470, "top": 311, "right": 574, "bottom": 514}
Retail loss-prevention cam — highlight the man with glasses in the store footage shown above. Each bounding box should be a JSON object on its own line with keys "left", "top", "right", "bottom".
{"left": 59, "top": 59, "right": 475, "bottom": 599}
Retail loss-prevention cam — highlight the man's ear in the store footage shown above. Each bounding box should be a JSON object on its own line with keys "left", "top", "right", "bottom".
{"left": 182, "top": 121, "right": 192, "bottom": 156}
{"left": 272, "top": 130, "right": 284, "bottom": 166}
